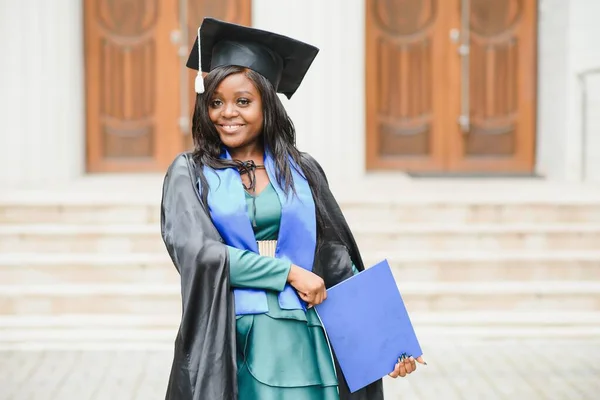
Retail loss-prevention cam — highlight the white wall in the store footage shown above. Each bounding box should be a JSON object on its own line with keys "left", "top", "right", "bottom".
{"left": 252, "top": 0, "right": 366, "bottom": 193}
{"left": 567, "top": 0, "right": 600, "bottom": 183}
{"left": 536, "top": 0, "right": 569, "bottom": 180}
{"left": 0, "top": 0, "right": 85, "bottom": 188}
{"left": 582, "top": 75, "right": 600, "bottom": 182}
{"left": 537, "top": 0, "right": 600, "bottom": 183}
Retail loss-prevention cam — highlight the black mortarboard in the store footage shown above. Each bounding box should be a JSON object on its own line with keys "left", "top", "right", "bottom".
{"left": 186, "top": 18, "right": 319, "bottom": 99}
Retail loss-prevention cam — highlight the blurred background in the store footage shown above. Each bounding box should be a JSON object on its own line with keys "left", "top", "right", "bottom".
{"left": 1, "top": 0, "right": 599, "bottom": 399}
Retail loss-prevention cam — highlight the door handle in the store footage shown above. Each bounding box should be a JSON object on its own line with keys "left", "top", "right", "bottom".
{"left": 179, "top": 116, "right": 190, "bottom": 133}
{"left": 170, "top": 29, "right": 182, "bottom": 44}
{"left": 457, "top": 0, "right": 471, "bottom": 133}
{"left": 449, "top": 28, "right": 460, "bottom": 43}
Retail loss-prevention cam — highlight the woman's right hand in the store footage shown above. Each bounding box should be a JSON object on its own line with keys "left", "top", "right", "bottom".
{"left": 287, "top": 265, "right": 327, "bottom": 307}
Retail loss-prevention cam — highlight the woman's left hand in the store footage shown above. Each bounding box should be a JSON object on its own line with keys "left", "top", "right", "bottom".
{"left": 388, "top": 356, "right": 425, "bottom": 378}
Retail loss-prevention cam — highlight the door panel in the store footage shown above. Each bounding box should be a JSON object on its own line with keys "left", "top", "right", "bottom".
{"left": 85, "top": 0, "right": 251, "bottom": 173}
{"left": 366, "top": 0, "right": 451, "bottom": 171}
{"left": 85, "top": 0, "right": 180, "bottom": 172}
{"left": 448, "top": 0, "right": 537, "bottom": 172}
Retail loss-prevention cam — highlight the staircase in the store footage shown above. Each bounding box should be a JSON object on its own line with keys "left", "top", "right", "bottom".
{"left": 1, "top": 185, "right": 600, "bottom": 349}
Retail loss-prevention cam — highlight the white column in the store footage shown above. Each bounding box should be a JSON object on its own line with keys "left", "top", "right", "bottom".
{"left": 252, "top": 0, "right": 365, "bottom": 194}
{"left": 536, "top": 0, "right": 570, "bottom": 181}
{"left": 566, "top": 0, "right": 600, "bottom": 183}
{"left": 0, "top": 0, "right": 85, "bottom": 189}
{"left": 537, "top": 0, "right": 600, "bottom": 183}
{"left": 580, "top": 74, "right": 600, "bottom": 183}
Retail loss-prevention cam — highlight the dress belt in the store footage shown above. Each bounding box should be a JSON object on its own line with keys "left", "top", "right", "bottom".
{"left": 257, "top": 240, "right": 277, "bottom": 258}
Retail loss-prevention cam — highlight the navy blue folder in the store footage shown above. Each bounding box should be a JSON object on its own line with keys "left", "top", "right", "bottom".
{"left": 315, "top": 259, "right": 422, "bottom": 393}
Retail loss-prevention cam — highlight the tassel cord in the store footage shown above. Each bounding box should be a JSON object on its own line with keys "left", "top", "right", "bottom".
{"left": 237, "top": 160, "right": 265, "bottom": 228}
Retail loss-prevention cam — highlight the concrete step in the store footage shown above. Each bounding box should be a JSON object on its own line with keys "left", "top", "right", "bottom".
{"left": 1, "top": 282, "right": 599, "bottom": 314}
{"left": 0, "top": 253, "right": 178, "bottom": 285}
{"left": 0, "top": 224, "right": 162, "bottom": 253}
{"left": 0, "top": 284, "right": 181, "bottom": 315}
{"left": 3, "top": 311, "right": 600, "bottom": 329}
{"left": 0, "top": 203, "right": 160, "bottom": 225}
{"left": 1, "top": 312, "right": 600, "bottom": 350}
{"left": 2, "top": 223, "right": 600, "bottom": 253}
{"left": 355, "top": 224, "right": 600, "bottom": 252}
{"left": 2, "top": 201, "right": 600, "bottom": 225}
{"left": 1, "top": 251, "right": 600, "bottom": 284}
{"left": 4, "top": 324, "right": 592, "bottom": 351}
{"left": 342, "top": 202, "right": 600, "bottom": 225}
{"left": 366, "top": 251, "right": 600, "bottom": 282}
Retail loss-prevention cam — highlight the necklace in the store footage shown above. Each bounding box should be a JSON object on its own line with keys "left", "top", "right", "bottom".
{"left": 237, "top": 160, "right": 264, "bottom": 190}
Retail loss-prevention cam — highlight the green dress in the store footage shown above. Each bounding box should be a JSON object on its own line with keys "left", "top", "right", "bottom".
{"left": 227, "top": 182, "right": 341, "bottom": 400}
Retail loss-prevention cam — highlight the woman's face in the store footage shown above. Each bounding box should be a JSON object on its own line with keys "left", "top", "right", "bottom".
{"left": 208, "top": 72, "right": 264, "bottom": 151}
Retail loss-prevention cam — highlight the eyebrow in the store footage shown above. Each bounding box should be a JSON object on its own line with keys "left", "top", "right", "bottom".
{"left": 213, "top": 90, "right": 254, "bottom": 96}
{"left": 234, "top": 90, "right": 254, "bottom": 96}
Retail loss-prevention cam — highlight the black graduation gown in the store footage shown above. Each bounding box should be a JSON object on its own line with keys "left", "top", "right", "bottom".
{"left": 160, "top": 152, "right": 385, "bottom": 400}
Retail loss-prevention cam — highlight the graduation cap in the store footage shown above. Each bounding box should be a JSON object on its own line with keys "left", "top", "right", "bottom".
{"left": 186, "top": 18, "right": 319, "bottom": 99}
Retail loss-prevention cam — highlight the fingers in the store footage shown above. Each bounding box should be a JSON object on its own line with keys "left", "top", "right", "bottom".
{"left": 314, "top": 287, "right": 327, "bottom": 305}
{"left": 297, "top": 287, "right": 327, "bottom": 307}
{"left": 389, "top": 356, "right": 421, "bottom": 378}
{"left": 309, "top": 285, "right": 327, "bottom": 306}
{"left": 288, "top": 268, "right": 327, "bottom": 305}
{"left": 298, "top": 292, "right": 319, "bottom": 308}
{"left": 388, "top": 361, "right": 401, "bottom": 378}
{"left": 416, "top": 356, "right": 427, "bottom": 365}
{"left": 388, "top": 360, "right": 407, "bottom": 378}
{"left": 399, "top": 361, "right": 407, "bottom": 377}
{"left": 407, "top": 357, "right": 416, "bottom": 373}
{"left": 298, "top": 291, "right": 312, "bottom": 303}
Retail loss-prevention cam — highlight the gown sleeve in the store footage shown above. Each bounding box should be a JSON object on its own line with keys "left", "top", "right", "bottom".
{"left": 227, "top": 246, "right": 291, "bottom": 291}
{"left": 161, "top": 153, "right": 237, "bottom": 400}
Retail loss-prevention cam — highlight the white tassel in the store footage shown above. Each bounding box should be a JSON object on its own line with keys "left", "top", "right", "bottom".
{"left": 195, "top": 27, "right": 204, "bottom": 94}
{"left": 195, "top": 72, "right": 204, "bottom": 94}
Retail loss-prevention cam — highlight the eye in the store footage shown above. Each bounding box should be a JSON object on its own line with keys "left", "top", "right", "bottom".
{"left": 237, "top": 98, "right": 250, "bottom": 106}
{"left": 210, "top": 99, "right": 223, "bottom": 108}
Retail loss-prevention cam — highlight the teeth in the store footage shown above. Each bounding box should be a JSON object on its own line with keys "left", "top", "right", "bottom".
{"left": 221, "top": 124, "right": 243, "bottom": 133}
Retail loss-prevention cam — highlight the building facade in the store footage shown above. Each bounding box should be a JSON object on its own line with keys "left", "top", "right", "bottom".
{"left": 1, "top": 0, "right": 599, "bottom": 196}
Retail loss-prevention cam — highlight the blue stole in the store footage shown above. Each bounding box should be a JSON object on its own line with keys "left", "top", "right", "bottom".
{"left": 199, "top": 149, "right": 317, "bottom": 315}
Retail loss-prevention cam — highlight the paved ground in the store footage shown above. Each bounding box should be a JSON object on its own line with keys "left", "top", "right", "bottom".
{"left": 1, "top": 338, "right": 599, "bottom": 400}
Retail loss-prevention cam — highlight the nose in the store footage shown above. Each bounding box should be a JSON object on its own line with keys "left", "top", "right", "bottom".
{"left": 221, "top": 102, "right": 239, "bottom": 118}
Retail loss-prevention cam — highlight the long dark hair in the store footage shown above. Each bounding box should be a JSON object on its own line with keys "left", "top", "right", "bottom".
{"left": 190, "top": 65, "right": 329, "bottom": 226}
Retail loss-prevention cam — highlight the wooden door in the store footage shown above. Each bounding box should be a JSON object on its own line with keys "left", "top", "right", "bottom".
{"left": 84, "top": 0, "right": 251, "bottom": 173}
{"left": 84, "top": 0, "right": 179, "bottom": 172}
{"left": 447, "top": 0, "right": 537, "bottom": 172}
{"left": 365, "top": 0, "right": 537, "bottom": 174}
{"left": 365, "top": 0, "right": 451, "bottom": 171}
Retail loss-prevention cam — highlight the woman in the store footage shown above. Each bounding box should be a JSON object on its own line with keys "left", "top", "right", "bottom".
{"left": 161, "top": 18, "right": 424, "bottom": 400}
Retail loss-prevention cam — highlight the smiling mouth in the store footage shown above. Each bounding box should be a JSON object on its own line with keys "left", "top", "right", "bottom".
{"left": 219, "top": 124, "right": 245, "bottom": 134}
